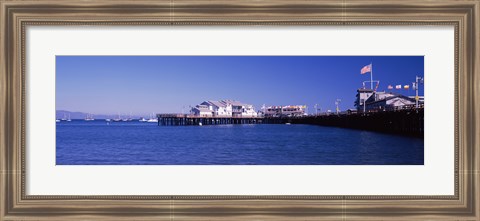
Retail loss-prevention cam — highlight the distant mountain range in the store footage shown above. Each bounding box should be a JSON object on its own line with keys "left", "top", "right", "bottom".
{"left": 56, "top": 110, "right": 144, "bottom": 120}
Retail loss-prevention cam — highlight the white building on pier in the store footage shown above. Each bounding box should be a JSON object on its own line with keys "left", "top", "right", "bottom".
{"left": 192, "top": 100, "right": 258, "bottom": 117}
{"left": 263, "top": 105, "right": 307, "bottom": 117}
{"left": 200, "top": 100, "right": 232, "bottom": 117}
{"left": 191, "top": 104, "right": 213, "bottom": 117}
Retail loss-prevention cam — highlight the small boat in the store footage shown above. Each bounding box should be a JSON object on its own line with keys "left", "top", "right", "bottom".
{"left": 105, "top": 118, "right": 111, "bottom": 122}
{"left": 61, "top": 113, "right": 68, "bottom": 121}
{"left": 198, "top": 122, "right": 203, "bottom": 126}
{"left": 121, "top": 113, "right": 133, "bottom": 122}
{"left": 85, "top": 113, "right": 95, "bottom": 121}
{"left": 56, "top": 119, "right": 60, "bottom": 122}
{"left": 138, "top": 117, "right": 148, "bottom": 122}
{"left": 112, "top": 113, "right": 122, "bottom": 122}
{"left": 66, "top": 114, "right": 72, "bottom": 122}
{"left": 285, "top": 123, "right": 291, "bottom": 125}
{"left": 146, "top": 113, "right": 158, "bottom": 123}
{"left": 147, "top": 118, "right": 158, "bottom": 123}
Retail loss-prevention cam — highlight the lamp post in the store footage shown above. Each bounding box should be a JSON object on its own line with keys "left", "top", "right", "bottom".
{"left": 415, "top": 76, "right": 424, "bottom": 109}
{"left": 335, "top": 99, "right": 341, "bottom": 115}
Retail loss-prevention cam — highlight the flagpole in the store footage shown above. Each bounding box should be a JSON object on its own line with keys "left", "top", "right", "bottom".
{"left": 370, "top": 62, "right": 373, "bottom": 90}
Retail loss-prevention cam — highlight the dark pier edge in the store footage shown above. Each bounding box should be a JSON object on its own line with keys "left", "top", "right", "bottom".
{"left": 291, "top": 109, "right": 424, "bottom": 138}
{"left": 157, "top": 109, "right": 424, "bottom": 138}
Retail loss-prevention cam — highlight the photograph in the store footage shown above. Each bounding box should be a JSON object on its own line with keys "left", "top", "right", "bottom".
{"left": 3, "top": 0, "right": 477, "bottom": 219}
{"left": 56, "top": 56, "right": 425, "bottom": 165}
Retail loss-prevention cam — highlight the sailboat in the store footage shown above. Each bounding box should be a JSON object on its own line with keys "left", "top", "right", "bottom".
{"left": 147, "top": 113, "right": 158, "bottom": 123}
{"left": 66, "top": 114, "right": 72, "bottom": 122}
{"left": 84, "top": 113, "right": 95, "bottom": 121}
{"left": 112, "top": 113, "right": 122, "bottom": 122}
{"left": 123, "top": 112, "right": 133, "bottom": 122}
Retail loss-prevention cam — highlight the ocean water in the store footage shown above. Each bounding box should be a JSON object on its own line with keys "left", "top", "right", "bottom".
{"left": 56, "top": 121, "right": 424, "bottom": 165}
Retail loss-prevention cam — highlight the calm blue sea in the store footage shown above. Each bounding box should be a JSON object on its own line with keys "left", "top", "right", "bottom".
{"left": 56, "top": 121, "right": 424, "bottom": 165}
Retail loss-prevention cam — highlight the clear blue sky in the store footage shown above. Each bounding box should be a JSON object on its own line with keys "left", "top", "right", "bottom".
{"left": 56, "top": 56, "right": 424, "bottom": 115}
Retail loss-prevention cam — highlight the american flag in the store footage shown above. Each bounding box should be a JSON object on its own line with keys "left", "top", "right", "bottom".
{"left": 360, "top": 64, "right": 372, "bottom": 74}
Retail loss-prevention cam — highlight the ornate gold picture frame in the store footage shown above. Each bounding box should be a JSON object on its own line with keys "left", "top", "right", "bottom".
{"left": 1, "top": 0, "right": 479, "bottom": 220}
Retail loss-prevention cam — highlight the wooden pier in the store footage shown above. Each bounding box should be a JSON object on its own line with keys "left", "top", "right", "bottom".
{"left": 157, "top": 109, "right": 424, "bottom": 138}
{"left": 156, "top": 114, "right": 278, "bottom": 126}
